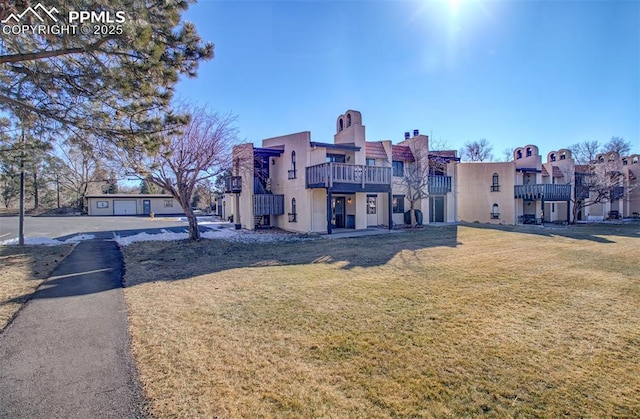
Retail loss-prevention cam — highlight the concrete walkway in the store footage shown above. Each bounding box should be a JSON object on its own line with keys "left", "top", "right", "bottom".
{"left": 0, "top": 240, "right": 146, "bottom": 418}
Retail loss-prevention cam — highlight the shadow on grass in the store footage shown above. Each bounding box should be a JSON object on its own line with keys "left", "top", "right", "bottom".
{"left": 460, "top": 221, "right": 640, "bottom": 244}
{"left": 122, "top": 225, "right": 462, "bottom": 286}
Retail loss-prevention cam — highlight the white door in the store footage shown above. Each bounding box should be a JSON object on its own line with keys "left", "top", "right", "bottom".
{"left": 113, "top": 200, "right": 137, "bottom": 215}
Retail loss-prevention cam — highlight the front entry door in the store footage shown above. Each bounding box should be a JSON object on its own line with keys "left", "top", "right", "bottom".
{"left": 332, "top": 197, "right": 345, "bottom": 228}
{"left": 429, "top": 196, "right": 444, "bottom": 222}
{"left": 142, "top": 200, "right": 151, "bottom": 215}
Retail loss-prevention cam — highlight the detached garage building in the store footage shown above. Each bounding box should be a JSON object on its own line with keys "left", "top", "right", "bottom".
{"left": 85, "top": 194, "right": 182, "bottom": 216}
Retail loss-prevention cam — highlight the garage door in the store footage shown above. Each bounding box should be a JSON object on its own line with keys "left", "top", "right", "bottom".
{"left": 113, "top": 200, "right": 137, "bottom": 215}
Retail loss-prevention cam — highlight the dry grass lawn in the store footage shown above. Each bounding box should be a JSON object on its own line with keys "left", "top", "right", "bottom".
{"left": 122, "top": 224, "right": 640, "bottom": 418}
{"left": 0, "top": 244, "right": 75, "bottom": 331}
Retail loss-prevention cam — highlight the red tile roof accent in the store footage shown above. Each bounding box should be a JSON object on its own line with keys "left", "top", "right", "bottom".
{"left": 575, "top": 164, "right": 590, "bottom": 173}
{"left": 365, "top": 142, "right": 388, "bottom": 159}
{"left": 542, "top": 166, "right": 550, "bottom": 177}
{"left": 552, "top": 166, "right": 564, "bottom": 177}
{"left": 392, "top": 145, "right": 415, "bottom": 162}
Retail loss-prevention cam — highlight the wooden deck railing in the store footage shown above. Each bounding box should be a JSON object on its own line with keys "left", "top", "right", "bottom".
{"left": 254, "top": 194, "right": 284, "bottom": 216}
{"left": 514, "top": 184, "right": 571, "bottom": 201}
{"left": 306, "top": 163, "right": 391, "bottom": 188}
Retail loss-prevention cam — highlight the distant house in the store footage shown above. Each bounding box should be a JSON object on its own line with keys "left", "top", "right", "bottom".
{"left": 85, "top": 194, "right": 181, "bottom": 216}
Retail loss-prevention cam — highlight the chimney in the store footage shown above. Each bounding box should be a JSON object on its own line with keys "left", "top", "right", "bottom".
{"left": 413, "top": 129, "right": 419, "bottom": 137}
{"left": 404, "top": 132, "right": 410, "bottom": 140}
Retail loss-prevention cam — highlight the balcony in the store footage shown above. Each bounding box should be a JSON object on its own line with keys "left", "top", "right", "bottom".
{"left": 306, "top": 163, "right": 391, "bottom": 192}
{"left": 428, "top": 175, "right": 452, "bottom": 195}
{"left": 254, "top": 194, "right": 284, "bottom": 216}
{"left": 514, "top": 184, "right": 571, "bottom": 201}
{"left": 224, "top": 176, "right": 242, "bottom": 193}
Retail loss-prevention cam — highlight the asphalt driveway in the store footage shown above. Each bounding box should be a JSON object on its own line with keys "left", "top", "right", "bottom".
{"left": 0, "top": 215, "right": 219, "bottom": 242}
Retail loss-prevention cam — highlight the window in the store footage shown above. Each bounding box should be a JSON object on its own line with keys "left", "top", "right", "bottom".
{"left": 392, "top": 195, "right": 405, "bottom": 213}
{"left": 288, "top": 151, "right": 296, "bottom": 179}
{"left": 560, "top": 152, "right": 566, "bottom": 160}
{"left": 326, "top": 153, "right": 346, "bottom": 163}
{"left": 392, "top": 160, "right": 404, "bottom": 177}
{"left": 516, "top": 150, "right": 522, "bottom": 159}
{"left": 551, "top": 203, "right": 555, "bottom": 213}
{"left": 97, "top": 201, "right": 109, "bottom": 209}
{"left": 347, "top": 113, "right": 352, "bottom": 127}
{"left": 550, "top": 153, "right": 556, "bottom": 162}
{"left": 339, "top": 118, "right": 344, "bottom": 131}
{"left": 366, "top": 158, "right": 376, "bottom": 166}
{"left": 367, "top": 195, "right": 377, "bottom": 214}
{"left": 491, "top": 173, "right": 500, "bottom": 192}
{"left": 288, "top": 198, "right": 297, "bottom": 222}
{"left": 491, "top": 204, "right": 499, "bottom": 219}
{"left": 164, "top": 199, "right": 173, "bottom": 208}
{"left": 526, "top": 147, "right": 532, "bottom": 157}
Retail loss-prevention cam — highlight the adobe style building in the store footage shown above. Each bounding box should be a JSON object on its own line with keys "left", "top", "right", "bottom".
{"left": 222, "top": 110, "right": 459, "bottom": 233}
{"left": 458, "top": 145, "right": 573, "bottom": 224}
{"left": 219, "top": 109, "right": 638, "bottom": 230}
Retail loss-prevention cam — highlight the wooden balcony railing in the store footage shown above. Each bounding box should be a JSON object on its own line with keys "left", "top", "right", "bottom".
{"left": 428, "top": 175, "right": 452, "bottom": 195}
{"left": 306, "top": 163, "right": 391, "bottom": 189}
{"left": 254, "top": 194, "right": 284, "bottom": 216}
{"left": 514, "top": 184, "right": 571, "bottom": 201}
{"left": 224, "top": 176, "right": 242, "bottom": 193}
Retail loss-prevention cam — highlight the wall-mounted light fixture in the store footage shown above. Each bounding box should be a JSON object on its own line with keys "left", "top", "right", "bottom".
{"left": 347, "top": 197, "right": 352, "bottom": 204}
{"left": 271, "top": 158, "right": 276, "bottom": 165}
{"left": 347, "top": 155, "right": 351, "bottom": 162}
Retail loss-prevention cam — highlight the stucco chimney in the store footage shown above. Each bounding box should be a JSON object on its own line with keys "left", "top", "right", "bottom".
{"left": 404, "top": 132, "right": 410, "bottom": 140}
{"left": 413, "top": 129, "right": 419, "bottom": 137}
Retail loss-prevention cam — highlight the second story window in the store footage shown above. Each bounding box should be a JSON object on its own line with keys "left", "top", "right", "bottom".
{"left": 366, "top": 158, "right": 376, "bottom": 166}
{"left": 491, "top": 173, "right": 500, "bottom": 192}
{"left": 392, "top": 160, "right": 404, "bottom": 177}
{"left": 326, "top": 153, "right": 346, "bottom": 163}
{"left": 288, "top": 151, "right": 296, "bottom": 179}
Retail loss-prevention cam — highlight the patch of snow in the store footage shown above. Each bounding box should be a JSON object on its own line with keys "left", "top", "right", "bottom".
{"left": 1, "top": 233, "right": 96, "bottom": 246}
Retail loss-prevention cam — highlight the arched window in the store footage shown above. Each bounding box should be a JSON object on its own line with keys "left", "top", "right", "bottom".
{"left": 526, "top": 147, "right": 532, "bottom": 157}
{"left": 550, "top": 153, "right": 556, "bottom": 162}
{"left": 560, "top": 152, "right": 566, "bottom": 160}
{"left": 491, "top": 204, "right": 499, "bottom": 219}
{"left": 347, "top": 113, "right": 352, "bottom": 127}
{"left": 491, "top": 173, "right": 499, "bottom": 192}
{"left": 516, "top": 150, "right": 522, "bottom": 159}
{"left": 288, "top": 151, "right": 296, "bottom": 179}
{"left": 289, "top": 198, "right": 297, "bottom": 222}
{"left": 339, "top": 118, "right": 344, "bottom": 132}
{"left": 633, "top": 157, "right": 639, "bottom": 164}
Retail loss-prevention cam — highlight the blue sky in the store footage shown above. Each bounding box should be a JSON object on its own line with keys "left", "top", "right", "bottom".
{"left": 177, "top": 0, "right": 639, "bottom": 158}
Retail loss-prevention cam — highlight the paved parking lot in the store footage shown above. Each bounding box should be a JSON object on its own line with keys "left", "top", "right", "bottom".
{"left": 0, "top": 215, "right": 219, "bottom": 242}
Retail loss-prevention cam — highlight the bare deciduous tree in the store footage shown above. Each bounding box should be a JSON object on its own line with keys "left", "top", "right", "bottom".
{"left": 121, "top": 104, "right": 237, "bottom": 240}
{"left": 565, "top": 161, "right": 633, "bottom": 223}
{"left": 568, "top": 140, "right": 601, "bottom": 164}
{"left": 460, "top": 138, "right": 493, "bottom": 162}
{"left": 397, "top": 143, "right": 430, "bottom": 226}
{"left": 602, "top": 136, "right": 631, "bottom": 156}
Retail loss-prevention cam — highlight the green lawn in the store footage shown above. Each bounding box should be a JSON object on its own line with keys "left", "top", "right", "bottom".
{"left": 122, "top": 223, "right": 640, "bottom": 418}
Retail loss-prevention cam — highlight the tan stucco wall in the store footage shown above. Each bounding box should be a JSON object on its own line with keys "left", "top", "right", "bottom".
{"left": 458, "top": 162, "right": 516, "bottom": 224}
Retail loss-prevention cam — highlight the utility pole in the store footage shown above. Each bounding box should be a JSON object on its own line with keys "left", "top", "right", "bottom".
{"left": 18, "top": 126, "right": 25, "bottom": 246}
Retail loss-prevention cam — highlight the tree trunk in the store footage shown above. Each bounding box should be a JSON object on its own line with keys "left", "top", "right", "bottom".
{"left": 33, "top": 171, "right": 39, "bottom": 209}
{"left": 409, "top": 202, "right": 417, "bottom": 227}
{"left": 185, "top": 210, "right": 201, "bottom": 241}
